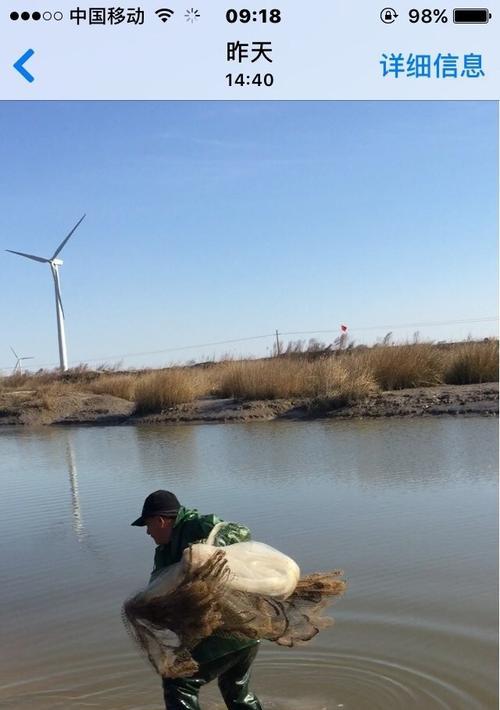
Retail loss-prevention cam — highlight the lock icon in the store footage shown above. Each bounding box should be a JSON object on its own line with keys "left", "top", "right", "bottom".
{"left": 380, "top": 7, "right": 398, "bottom": 23}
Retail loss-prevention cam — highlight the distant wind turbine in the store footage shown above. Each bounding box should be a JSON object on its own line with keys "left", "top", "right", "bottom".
{"left": 10, "top": 346, "right": 34, "bottom": 375}
{"left": 6, "top": 215, "right": 86, "bottom": 372}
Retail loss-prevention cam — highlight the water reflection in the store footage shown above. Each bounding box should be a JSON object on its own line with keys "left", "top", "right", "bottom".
{"left": 64, "top": 434, "right": 85, "bottom": 542}
{"left": 205, "top": 418, "right": 498, "bottom": 491}
{"left": 132, "top": 425, "right": 200, "bottom": 487}
{"left": 0, "top": 418, "right": 497, "bottom": 710}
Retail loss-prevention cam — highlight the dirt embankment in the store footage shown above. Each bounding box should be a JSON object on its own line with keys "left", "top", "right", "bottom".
{"left": 0, "top": 383, "right": 497, "bottom": 426}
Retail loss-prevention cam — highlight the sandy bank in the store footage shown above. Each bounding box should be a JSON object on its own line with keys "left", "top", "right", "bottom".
{"left": 0, "top": 383, "right": 497, "bottom": 426}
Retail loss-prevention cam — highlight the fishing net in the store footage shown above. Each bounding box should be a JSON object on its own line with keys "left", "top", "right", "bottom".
{"left": 123, "top": 526, "right": 346, "bottom": 678}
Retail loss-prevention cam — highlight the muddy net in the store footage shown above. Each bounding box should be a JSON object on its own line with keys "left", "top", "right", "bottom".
{"left": 123, "top": 537, "right": 346, "bottom": 678}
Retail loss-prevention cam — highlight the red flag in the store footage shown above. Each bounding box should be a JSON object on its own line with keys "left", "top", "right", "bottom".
{"left": 340, "top": 324, "right": 348, "bottom": 332}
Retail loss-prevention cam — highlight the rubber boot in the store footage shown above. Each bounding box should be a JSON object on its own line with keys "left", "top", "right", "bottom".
{"left": 162, "top": 644, "right": 262, "bottom": 710}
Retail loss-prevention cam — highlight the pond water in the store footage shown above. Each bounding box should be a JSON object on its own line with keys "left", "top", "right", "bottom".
{"left": 0, "top": 418, "right": 497, "bottom": 710}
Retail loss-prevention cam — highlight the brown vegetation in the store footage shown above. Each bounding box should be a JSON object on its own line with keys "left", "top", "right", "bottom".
{"left": 356, "top": 343, "right": 444, "bottom": 390}
{"left": 86, "top": 374, "right": 137, "bottom": 401}
{"left": 0, "top": 339, "right": 497, "bottom": 417}
{"left": 443, "top": 341, "right": 499, "bottom": 384}
{"left": 215, "top": 358, "right": 376, "bottom": 402}
{"left": 133, "top": 368, "right": 211, "bottom": 414}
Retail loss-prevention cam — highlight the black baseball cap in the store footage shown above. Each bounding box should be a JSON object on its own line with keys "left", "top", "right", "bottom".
{"left": 131, "top": 490, "right": 181, "bottom": 526}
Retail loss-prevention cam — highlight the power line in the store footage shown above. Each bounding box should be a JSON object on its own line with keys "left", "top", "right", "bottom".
{"left": 280, "top": 316, "right": 499, "bottom": 337}
{"left": 1, "top": 316, "right": 498, "bottom": 373}
{"left": 0, "top": 333, "right": 276, "bottom": 371}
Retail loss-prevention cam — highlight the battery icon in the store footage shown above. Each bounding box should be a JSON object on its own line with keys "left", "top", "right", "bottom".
{"left": 453, "top": 8, "right": 492, "bottom": 23}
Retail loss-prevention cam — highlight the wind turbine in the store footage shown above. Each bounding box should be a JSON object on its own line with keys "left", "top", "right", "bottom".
{"left": 6, "top": 215, "right": 86, "bottom": 372}
{"left": 10, "top": 346, "right": 34, "bottom": 375}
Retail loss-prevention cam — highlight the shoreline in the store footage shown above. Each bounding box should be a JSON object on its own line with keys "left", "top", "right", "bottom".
{"left": 0, "top": 382, "right": 497, "bottom": 427}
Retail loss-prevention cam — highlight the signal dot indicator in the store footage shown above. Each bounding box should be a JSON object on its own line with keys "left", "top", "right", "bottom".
{"left": 10, "top": 9, "right": 45, "bottom": 21}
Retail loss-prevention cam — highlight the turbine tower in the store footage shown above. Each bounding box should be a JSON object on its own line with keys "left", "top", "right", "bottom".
{"left": 6, "top": 215, "right": 86, "bottom": 372}
{"left": 10, "top": 346, "right": 34, "bottom": 375}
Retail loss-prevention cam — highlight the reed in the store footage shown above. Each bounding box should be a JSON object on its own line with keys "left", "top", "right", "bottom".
{"left": 442, "top": 340, "right": 499, "bottom": 384}
{"left": 215, "top": 359, "right": 303, "bottom": 399}
{"left": 1, "top": 340, "right": 497, "bottom": 411}
{"left": 358, "top": 343, "right": 444, "bottom": 390}
{"left": 87, "top": 374, "right": 137, "bottom": 401}
{"left": 215, "top": 357, "right": 376, "bottom": 401}
{"left": 134, "top": 368, "right": 209, "bottom": 414}
{"left": 0, "top": 365, "right": 98, "bottom": 391}
{"left": 0, "top": 372, "right": 29, "bottom": 391}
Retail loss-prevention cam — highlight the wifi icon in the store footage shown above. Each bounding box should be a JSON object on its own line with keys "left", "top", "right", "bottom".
{"left": 155, "top": 7, "right": 174, "bottom": 22}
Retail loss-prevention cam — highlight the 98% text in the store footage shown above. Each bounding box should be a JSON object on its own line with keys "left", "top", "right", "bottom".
{"left": 409, "top": 8, "right": 448, "bottom": 22}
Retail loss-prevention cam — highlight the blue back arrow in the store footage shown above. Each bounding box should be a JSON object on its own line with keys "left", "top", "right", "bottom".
{"left": 14, "top": 49, "right": 35, "bottom": 82}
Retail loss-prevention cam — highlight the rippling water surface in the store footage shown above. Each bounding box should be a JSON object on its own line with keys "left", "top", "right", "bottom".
{"left": 0, "top": 418, "right": 497, "bottom": 709}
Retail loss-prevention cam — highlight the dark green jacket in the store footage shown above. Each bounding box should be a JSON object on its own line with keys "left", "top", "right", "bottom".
{"left": 150, "top": 506, "right": 258, "bottom": 664}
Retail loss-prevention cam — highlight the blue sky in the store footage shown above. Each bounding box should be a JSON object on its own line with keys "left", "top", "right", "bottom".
{"left": 0, "top": 101, "right": 497, "bottom": 372}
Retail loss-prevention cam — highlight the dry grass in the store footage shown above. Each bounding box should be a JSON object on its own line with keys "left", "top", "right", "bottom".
{"left": 1, "top": 340, "right": 497, "bottom": 413}
{"left": 0, "top": 375, "right": 28, "bottom": 392}
{"left": 353, "top": 340, "right": 498, "bottom": 390}
{"left": 0, "top": 371, "right": 56, "bottom": 391}
{"left": 214, "top": 357, "right": 376, "bottom": 402}
{"left": 214, "top": 340, "right": 497, "bottom": 401}
{"left": 357, "top": 343, "right": 444, "bottom": 390}
{"left": 443, "top": 340, "right": 499, "bottom": 384}
{"left": 36, "top": 382, "right": 73, "bottom": 411}
{"left": 86, "top": 374, "right": 137, "bottom": 401}
{"left": 134, "top": 368, "right": 211, "bottom": 414}
{"left": 0, "top": 365, "right": 98, "bottom": 392}
{"left": 216, "top": 359, "right": 303, "bottom": 400}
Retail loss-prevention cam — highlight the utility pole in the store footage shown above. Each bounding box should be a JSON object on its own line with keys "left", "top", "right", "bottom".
{"left": 275, "top": 329, "right": 281, "bottom": 357}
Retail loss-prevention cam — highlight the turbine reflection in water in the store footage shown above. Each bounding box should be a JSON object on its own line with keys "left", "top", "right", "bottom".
{"left": 64, "top": 434, "right": 85, "bottom": 542}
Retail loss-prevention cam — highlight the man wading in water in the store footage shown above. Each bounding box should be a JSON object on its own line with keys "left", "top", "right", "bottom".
{"left": 131, "top": 490, "right": 263, "bottom": 710}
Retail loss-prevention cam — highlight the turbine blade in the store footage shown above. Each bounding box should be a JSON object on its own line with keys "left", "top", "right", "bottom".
{"left": 6, "top": 249, "right": 49, "bottom": 263}
{"left": 10, "top": 346, "right": 18, "bottom": 358}
{"left": 51, "top": 214, "right": 86, "bottom": 259}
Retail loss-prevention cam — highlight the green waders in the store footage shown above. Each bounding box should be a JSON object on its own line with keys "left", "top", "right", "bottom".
{"left": 162, "top": 643, "right": 263, "bottom": 710}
